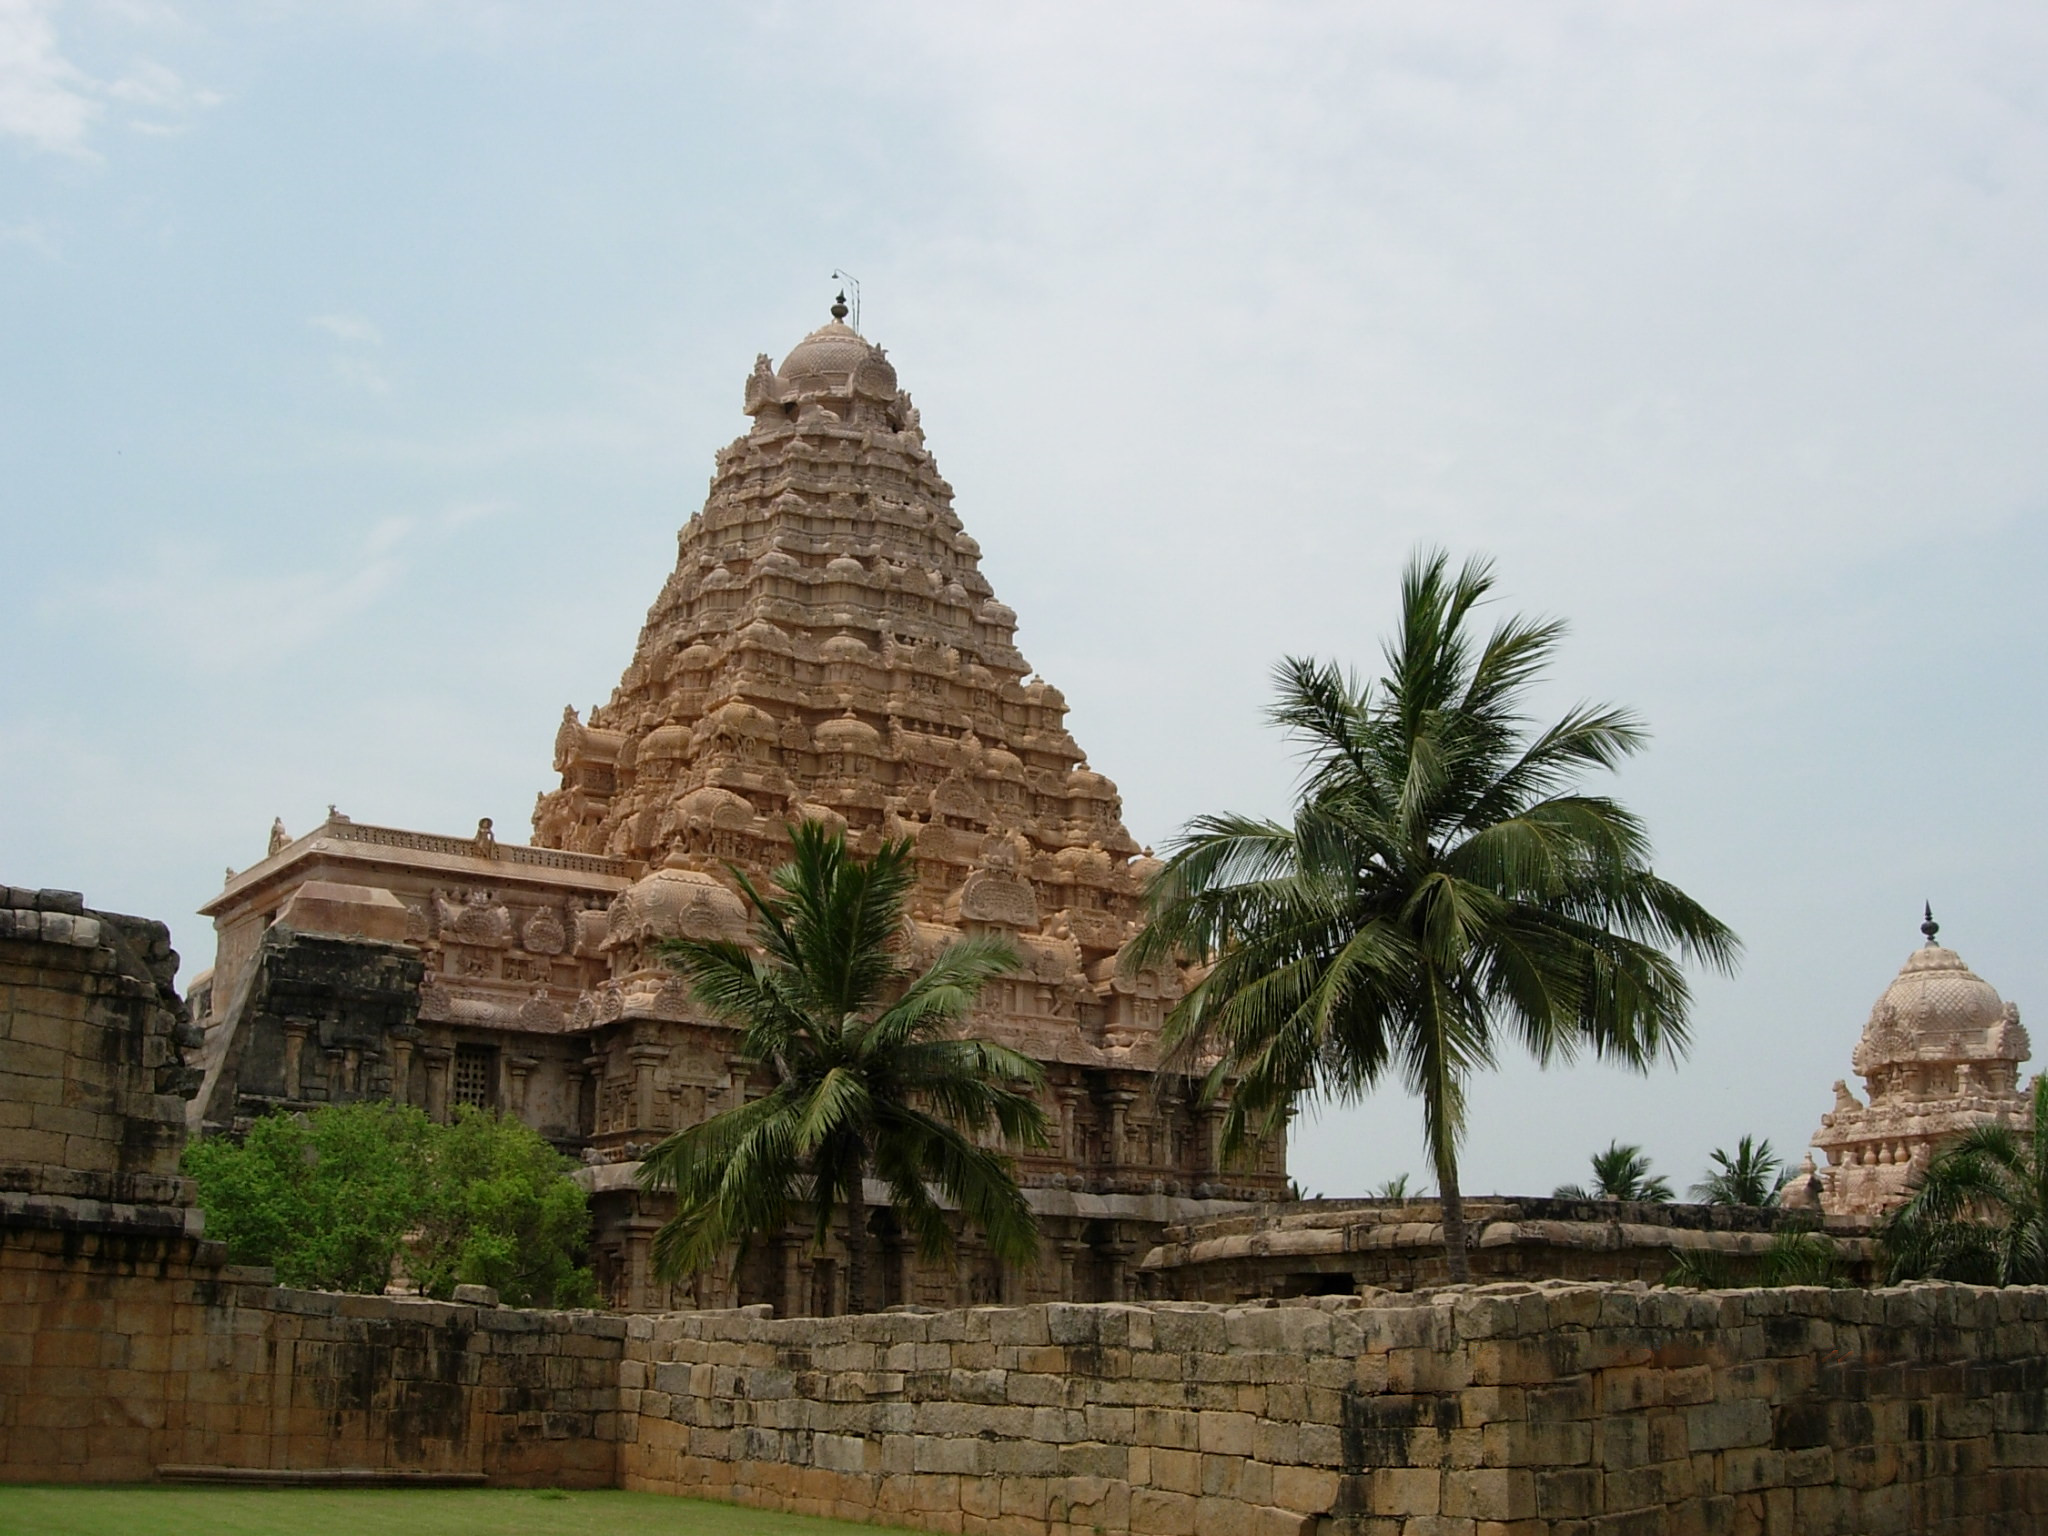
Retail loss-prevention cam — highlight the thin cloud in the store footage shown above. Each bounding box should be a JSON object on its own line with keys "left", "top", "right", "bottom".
{"left": 310, "top": 313, "right": 392, "bottom": 393}
{"left": 0, "top": 216, "right": 58, "bottom": 257}
{"left": 0, "top": 1, "right": 217, "bottom": 156}
{"left": 0, "top": 0, "right": 99, "bottom": 156}
{"left": 51, "top": 529, "right": 413, "bottom": 674}
{"left": 310, "top": 312, "right": 384, "bottom": 345}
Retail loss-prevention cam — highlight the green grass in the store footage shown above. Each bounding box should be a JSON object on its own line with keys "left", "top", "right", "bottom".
{"left": 0, "top": 1487, "right": 899, "bottom": 1536}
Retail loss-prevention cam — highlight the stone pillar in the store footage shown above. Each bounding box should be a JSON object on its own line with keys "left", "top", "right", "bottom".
{"left": 323, "top": 1047, "right": 347, "bottom": 1101}
{"left": 581, "top": 1052, "right": 607, "bottom": 1133}
{"left": 1199, "top": 1101, "right": 1228, "bottom": 1189}
{"left": 388, "top": 1028, "right": 419, "bottom": 1107}
{"left": 507, "top": 1055, "right": 539, "bottom": 1116}
{"left": 627, "top": 1042, "right": 667, "bottom": 1133}
{"left": 1105, "top": 1088, "right": 1136, "bottom": 1172}
{"left": 420, "top": 1044, "right": 453, "bottom": 1121}
{"left": 623, "top": 1211, "right": 665, "bottom": 1312}
{"left": 726, "top": 1055, "right": 755, "bottom": 1107}
{"left": 958, "top": 1235, "right": 983, "bottom": 1307}
{"left": 885, "top": 1234, "right": 915, "bottom": 1310}
{"left": 281, "top": 1020, "right": 310, "bottom": 1099}
{"left": 1057, "top": 1238, "right": 1082, "bottom": 1302}
{"left": 1101, "top": 1232, "right": 1138, "bottom": 1302}
{"left": 1056, "top": 1084, "right": 1085, "bottom": 1165}
{"left": 779, "top": 1234, "right": 804, "bottom": 1319}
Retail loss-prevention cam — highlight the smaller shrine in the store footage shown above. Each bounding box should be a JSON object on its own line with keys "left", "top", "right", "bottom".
{"left": 1794, "top": 907, "right": 2032, "bottom": 1218}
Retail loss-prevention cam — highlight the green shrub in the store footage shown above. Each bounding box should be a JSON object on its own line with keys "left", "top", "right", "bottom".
{"left": 185, "top": 1102, "right": 595, "bottom": 1306}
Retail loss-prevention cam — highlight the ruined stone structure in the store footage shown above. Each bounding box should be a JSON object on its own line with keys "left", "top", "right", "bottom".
{"left": 0, "top": 884, "right": 201, "bottom": 1213}
{"left": 192, "top": 305, "right": 1287, "bottom": 1312}
{"left": 1137, "top": 1197, "right": 1875, "bottom": 1302}
{"left": 1796, "top": 911, "right": 2032, "bottom": 1220}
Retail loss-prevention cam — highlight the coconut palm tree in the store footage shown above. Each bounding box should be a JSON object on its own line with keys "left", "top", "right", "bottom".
{"left": 637, "top": 822, "right": 1052, "bottom": 1312}
{"left": 1135, "top": 551, "right": 1738, "bottom": 1281}
{"left": 1879, "top": 1074, "right": 2048, "bottom": 1286}
{"left": 1555, "top": 1140, "right": 1675, "bottom": 1202}
{"left": 1690, "top": 1134, "right": 1788, "bottom": 1207}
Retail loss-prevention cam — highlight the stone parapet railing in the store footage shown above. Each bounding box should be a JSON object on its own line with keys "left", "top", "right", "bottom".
{"left": 314, "top": 820, "right": 628, "bottom": 878}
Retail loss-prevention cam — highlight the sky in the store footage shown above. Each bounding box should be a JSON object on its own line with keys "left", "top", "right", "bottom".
{"left": 4, "top": 1, "right": 2046, "bottom": 1203}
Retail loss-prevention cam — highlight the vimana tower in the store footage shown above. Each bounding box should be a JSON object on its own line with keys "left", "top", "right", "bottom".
{"left": 195, "top": 303, "right": 1289, "bottom": 1312}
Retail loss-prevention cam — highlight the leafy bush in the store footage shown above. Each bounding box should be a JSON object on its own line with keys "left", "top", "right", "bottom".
{"left": 185, "top": 1102, "right": 595, "bottom": 1305}
{"left": 413, "top": 1107, "right": 597, "bottom": 1307}
{"left": 1665, "top": 1229, "right": 1850, "bottom": 1289}
{"left": 183, "top": 1101, "right": 431, "bottom": 1293}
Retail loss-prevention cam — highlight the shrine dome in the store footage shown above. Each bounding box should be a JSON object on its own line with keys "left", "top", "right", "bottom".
{"left": 814, "top": 711, "right": 882, "bottom": 751}
{"left": 606, "top": 860, "right": 749, "bottom": 950}
{"left": 1869, "top": 942, "right": 2008, "bottom": 1043}
{"left": 779, "top": 321, "right": 897, "bottom": 397}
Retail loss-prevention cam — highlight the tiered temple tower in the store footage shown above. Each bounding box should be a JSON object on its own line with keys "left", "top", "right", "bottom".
{"left": 195, "top": 304, "right": 1288, "bottom": 1312}
{"left": 1792, "top": 909, "right": 2032, "bottom": 1218}
{"left": 535, "top": 305, "right": 1173, "bottom": 1062}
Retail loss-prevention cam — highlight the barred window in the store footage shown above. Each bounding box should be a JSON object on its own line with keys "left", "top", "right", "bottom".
{"left": 453, "top": 1044, "right": 494, "bottom": 1110}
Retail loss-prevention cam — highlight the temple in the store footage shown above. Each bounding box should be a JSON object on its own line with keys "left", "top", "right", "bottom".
{"left": 1789, "top": 907, "right": 2032, "bottom": 1218}
{"left": 192, "top": 304, "right": 1288, "bottom": 1312}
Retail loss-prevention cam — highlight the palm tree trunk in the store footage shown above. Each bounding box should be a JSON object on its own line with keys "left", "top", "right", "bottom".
{"left": 844, "top": 1177, "right": 869, "bottom": 1314}
{"left": 1437, "top": 1152, "right": 1471, "bottom": 1284}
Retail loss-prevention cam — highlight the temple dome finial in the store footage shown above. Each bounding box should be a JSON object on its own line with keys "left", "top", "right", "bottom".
{"left": 1922, "top": 900, "right": 1940, "bottom": 946}
{"left": 830, "top": 290, "right": 849, "bottom": 322}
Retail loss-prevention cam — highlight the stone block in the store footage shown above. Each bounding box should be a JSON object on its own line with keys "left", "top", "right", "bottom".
{"left": 1685, "top": 1398, "right": 1772, "bottom": 1453}
{"left": 1442, "top": 1468, "right": 1536, "bottom": 1521}
{"left": 1197, "top": 1409, "right": 1256, "bottom": 1456}
{"left": 1130, "top": 1486, "right": 1198, "bottom": 1534}
{"left": 1534, "top": 1467, "right": 1600, "bottom": 1520}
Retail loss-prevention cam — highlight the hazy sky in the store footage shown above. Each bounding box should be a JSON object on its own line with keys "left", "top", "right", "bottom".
{"left": 4, "top": 2, "right": 2045, "bottom": 1201}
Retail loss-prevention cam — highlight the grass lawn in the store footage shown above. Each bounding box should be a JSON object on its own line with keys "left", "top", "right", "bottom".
{"left": 0, "top": 1486, "right": 901, "bottom": 1536}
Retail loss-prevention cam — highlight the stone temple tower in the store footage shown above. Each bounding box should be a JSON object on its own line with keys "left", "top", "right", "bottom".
{"left": 1798, "top": 909, "right": 2032, "bottom": 1219}
{"left": 533, "top": 303, "right": 1184, "bottom": 1059}
{"left": 524, "top": 302, "right": 1289, "bottom": 1305}
{"left": 196, "top": 301, "right": 1288, "bottom": 1314}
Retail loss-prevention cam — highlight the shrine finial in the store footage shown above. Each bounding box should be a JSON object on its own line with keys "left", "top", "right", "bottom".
{"left": 1921, "top": 901, "right": 1940, "bottom": 946}
{"left": 830, "top": 269, "right": 860, "bottom": 328}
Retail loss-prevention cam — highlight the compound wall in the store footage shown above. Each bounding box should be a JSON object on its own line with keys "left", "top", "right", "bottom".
{"left": 0, "top": 1209, "right": 623, "bottom": 1487}
{"left": 616, "top": 1281, "right": 2048, "bottom": 1536}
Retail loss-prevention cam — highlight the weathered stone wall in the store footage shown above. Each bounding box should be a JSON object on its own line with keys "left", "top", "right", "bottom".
{"left": 8, "top": 882, "right": 2048, "bottom": 1530}
{"left": 618, "top": 1283, "right": 2048, "bottom": 1535}
{"left": 1142, "top": 1198, "right": 1879, "bottom": 1302}
{"left": 0, "top": 887, "right": 201, "bottom": 1204}
{"left": 0, "top": 1207, "right": 623, "bottom": 1486}
{"left": 7, "top": 1215, "right": 2048, "bottom": 1533}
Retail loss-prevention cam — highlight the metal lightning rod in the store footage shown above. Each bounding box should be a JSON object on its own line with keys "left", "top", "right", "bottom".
{"left": 830, "top": 270, "right": 862, "bottom": 331}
